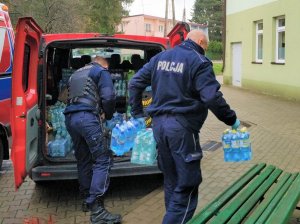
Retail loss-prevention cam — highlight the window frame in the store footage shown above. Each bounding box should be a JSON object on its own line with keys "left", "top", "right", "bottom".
{"left": 275, "top": 16, "right": 285, "bottom": 63}
{"left": 158, "top": 25, "right": 164, "bottom": 33}
{"left": 22, "top": 44, "right": 31, "bottom": 92}
{"left": 145, "top": 23, "right": 151, "bottom": 32}
{"left": 255, "top": 21, "right": 263, "bottom": 63}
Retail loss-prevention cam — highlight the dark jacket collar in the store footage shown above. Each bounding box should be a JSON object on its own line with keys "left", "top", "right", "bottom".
{"left": 91, "top": 61, "right": 106, "bottom": 70}
{"left": 181, "top": 39, "right": 205, "bottom": 55}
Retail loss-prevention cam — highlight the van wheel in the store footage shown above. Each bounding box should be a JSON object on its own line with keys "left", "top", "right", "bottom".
{"left": 0, "top": 140, "right": 4, "bottom": 170}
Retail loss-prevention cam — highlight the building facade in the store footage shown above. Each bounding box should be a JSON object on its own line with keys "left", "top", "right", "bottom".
{"left": 117, "top": 14, "right": 208, "bottom": 38}
{"left": 224, "top": 0, "right": 300, "bottom": 101}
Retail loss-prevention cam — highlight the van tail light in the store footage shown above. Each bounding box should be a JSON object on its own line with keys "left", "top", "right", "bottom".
{"left": 40, "top": 172, "right": 51, "bottom": 177}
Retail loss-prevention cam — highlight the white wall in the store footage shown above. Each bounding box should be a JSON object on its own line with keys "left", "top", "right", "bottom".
{"left": 227, "top": 0, "right": 278, "bottom": 15}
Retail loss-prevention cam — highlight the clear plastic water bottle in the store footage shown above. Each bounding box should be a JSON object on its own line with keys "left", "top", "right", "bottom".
{"left": 222, "top": 129, "right": 232, "bottom": 162}
{"left": 115, "top": 113, "right": 123, "bottom": 124}
{"left": 144, "top": 129, "right": 156, "bottom": 165}
{"left": 126, "top": 120, "right": 135, "bottom": 150}
{"left": 118, "top": 80, "right": 123, "bottom": 96}
{"left": 231, "top": 130, "right": 241, "bottom": 161}
{"left": 240, "top": 127, "right": 252, "bottom": 161}
{"left": 48, "top": 134, "right": 68, "bottom": 157}
{"left": 138, "top": 131, "right": 147, "bottom": 164}
{"left": 131, "top": 128, "right": 157, "bottom": 165}
{"left": 122, "top": 80, "right": 126, "bottom": 96}
{"left": 121, "top": 121, "right": 130, "bottom": 153}
{"left": 111, "top": 124, "right": 120, "bottom": 154}
{"left": 137, "top": 118, "right": 146, "bottom": 131}
{"left": 131, "top": 132, "right": 141, "bottom": 164}
{"left": 117, "top": 123, "right": 127, "bottom": 155}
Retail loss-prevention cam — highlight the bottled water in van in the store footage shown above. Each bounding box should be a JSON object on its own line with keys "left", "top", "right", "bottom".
{"left": 121, "top": 121, "right": 130, "bottom": 153}
{"left": 48, "top": 134, "right": 68, "bottom": 157}
{"left": 126, "top": 120, "right": 136, "bottom": 150}
{"left": 131, "top": 128, "right": 157, "bottom": 165}
{"left": 111, "top": 124, "right": 120, "bottom": 154}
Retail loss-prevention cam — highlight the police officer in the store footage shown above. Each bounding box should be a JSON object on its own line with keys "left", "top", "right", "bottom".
{"left": 64, "top": 56, "right": 121, "bottom": 224}
{"left": 129, "top": 30, "right": 240, "bottom": 224}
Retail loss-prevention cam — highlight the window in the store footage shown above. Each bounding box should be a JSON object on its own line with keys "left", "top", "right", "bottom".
{"left": 145, "top": 24, "right": 151, "bottom": 32}
{"left": 256, "top": 21, "right": 263, "bottom": 62}
{"left": 22, "top": 44, "right": 31, "bottom": 91}
{"left": 276, "top": 17, "right": 285, "bottom": 63}
{"left": 159, "top": 25, "right": 164, "bottom": 33}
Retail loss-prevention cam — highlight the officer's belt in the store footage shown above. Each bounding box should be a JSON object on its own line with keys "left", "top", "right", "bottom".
{"left": 68, "top": 97, "right": 98, "bottom": 108}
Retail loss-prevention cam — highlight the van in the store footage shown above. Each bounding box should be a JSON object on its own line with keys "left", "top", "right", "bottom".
{"left": 10, "top": 17, "right": 190, "bottom": 188}
{"left": 0, "top": 3, "right": 14, "bottom": 169}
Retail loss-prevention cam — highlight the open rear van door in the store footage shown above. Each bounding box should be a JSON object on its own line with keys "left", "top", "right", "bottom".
{"left": 11, "top": 17, "right": 43, "bottom": 189}
{"left": 167, "top": 22, "right": 190, "bottom": 48}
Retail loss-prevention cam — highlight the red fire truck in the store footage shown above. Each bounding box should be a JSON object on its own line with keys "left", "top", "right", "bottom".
{"left": 10, "top": 17, "right": 189, "bottom": 188}
{"left": 0, "top": 3, "right": 14, "bottom": 169}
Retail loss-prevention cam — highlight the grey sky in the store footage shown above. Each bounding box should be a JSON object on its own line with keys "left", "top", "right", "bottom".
{"left": 128, "top": 0, "right": 195, "bottom": 21}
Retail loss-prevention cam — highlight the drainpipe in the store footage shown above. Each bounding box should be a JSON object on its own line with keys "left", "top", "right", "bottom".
{"left": 222, "top": 0, "right": 226, "bottom": 72}
{"left": 164, "top": 0, "right": 169, "bottom": 37}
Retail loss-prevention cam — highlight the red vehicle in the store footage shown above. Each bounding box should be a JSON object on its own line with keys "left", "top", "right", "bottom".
{"left": 0, "top": 3, "right": 14, "bottom": 169}
{"left": 11, "top": 17, "right": 189, "bottom": 188}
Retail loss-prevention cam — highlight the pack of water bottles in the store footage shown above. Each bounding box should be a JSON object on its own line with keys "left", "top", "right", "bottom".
{"left": 110, "top": 114, "right": 146, "bottom": 156}
{"left": 111, "top": 71, "right": 126, "bottom": 97}
{"left": 131, "top": 128, "right": 157, "bottom": 165}
{"left": 114, "top": 79, "right": 126, "bottom": 97}
{"left": 222, "top": 127, "right": 252, "bottom": 162}
{"left": 47, "top": 101, "right": 72, "bottom": 157}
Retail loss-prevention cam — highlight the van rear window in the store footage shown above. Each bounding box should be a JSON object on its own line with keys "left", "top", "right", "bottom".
{"left": 22, "top": 44, "right": 30, "bottom": 91}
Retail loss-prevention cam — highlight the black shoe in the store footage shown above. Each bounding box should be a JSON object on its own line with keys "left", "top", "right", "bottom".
{"left": 80, "top": 191, "right": 90, "bottom": 212}
{"left": 90, "top": 200, "right": 122, "bottom": 224}
{"left": 82, "top": 201, "right": 90, "bottom": 212}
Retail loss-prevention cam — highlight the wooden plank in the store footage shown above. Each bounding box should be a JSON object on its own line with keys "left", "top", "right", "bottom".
{"left": 210, "top": 165, "right": 276, "bottom": 224}
{"left": 265, "top": 173, "right": 300, "bottom": 224}
{"left": 244, "top": 172, "right": 294, "bottom": 224}
{"left": 227, "top": 168, "right": 283, "bottom": 224}
{"left": 187, "top": 163, "right": 266, "bottom": 224}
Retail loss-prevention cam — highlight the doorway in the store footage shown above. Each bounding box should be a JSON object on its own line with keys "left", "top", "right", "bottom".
{"left": 231, "top": 42, "right": 242, "bottom": 87}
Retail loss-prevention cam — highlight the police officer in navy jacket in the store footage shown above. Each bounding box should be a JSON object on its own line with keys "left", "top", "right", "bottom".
{"left": 64, "top": 56, "right": 121, "bottom": 224}
{"left": 129, "top": 30, "right": 240, "bottom": 224}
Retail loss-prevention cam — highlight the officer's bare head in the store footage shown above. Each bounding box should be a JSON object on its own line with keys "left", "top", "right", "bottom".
{"left": 186, "top": 30, "right": 209, "bottom": 51}
{"left": 93, "top": 56, "right": 109, "bottom": 69}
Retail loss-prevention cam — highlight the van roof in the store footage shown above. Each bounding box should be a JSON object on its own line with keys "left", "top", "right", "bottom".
{"left": 42, "top": 33, "right": 169, "bottom": 48}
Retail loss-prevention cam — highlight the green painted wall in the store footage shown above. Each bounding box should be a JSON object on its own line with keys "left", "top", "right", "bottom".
{"left": 224, "top": 0, "right": 300, "bottom": 101}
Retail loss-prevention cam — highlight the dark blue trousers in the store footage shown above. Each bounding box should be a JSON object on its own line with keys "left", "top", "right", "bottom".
{"left": 65, "top": 111, "right": 112, "bottom": 205}
{"left": 152, "top": 114, "right": 202, "bottom": 224}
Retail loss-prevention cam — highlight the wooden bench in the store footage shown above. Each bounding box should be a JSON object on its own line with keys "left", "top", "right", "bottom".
{"left": 187, "top": 163, "right": 300, "bottom": 224}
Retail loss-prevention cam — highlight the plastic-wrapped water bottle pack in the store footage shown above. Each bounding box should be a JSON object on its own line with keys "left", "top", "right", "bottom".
{"left": 222, "top": 127, "right": 252, "bottom": 162}
{"left": 47, "top": 101, "right": 72, "bottom": 157}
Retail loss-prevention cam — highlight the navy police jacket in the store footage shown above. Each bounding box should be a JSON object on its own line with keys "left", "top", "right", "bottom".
{"left": 64, "top": 62, "right": 116, "bottom": 120}
{"left": 129, "top": 39, "right": 237, "bottom": 132}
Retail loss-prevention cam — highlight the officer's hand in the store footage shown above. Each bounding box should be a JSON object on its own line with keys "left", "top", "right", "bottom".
{"left": 232, "top": 119, "right": 240, "bottom": 130}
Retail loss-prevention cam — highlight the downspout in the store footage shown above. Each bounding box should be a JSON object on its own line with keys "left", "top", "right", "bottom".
{"left": 222, "top": 0, "right": 226, "bottom": 72}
